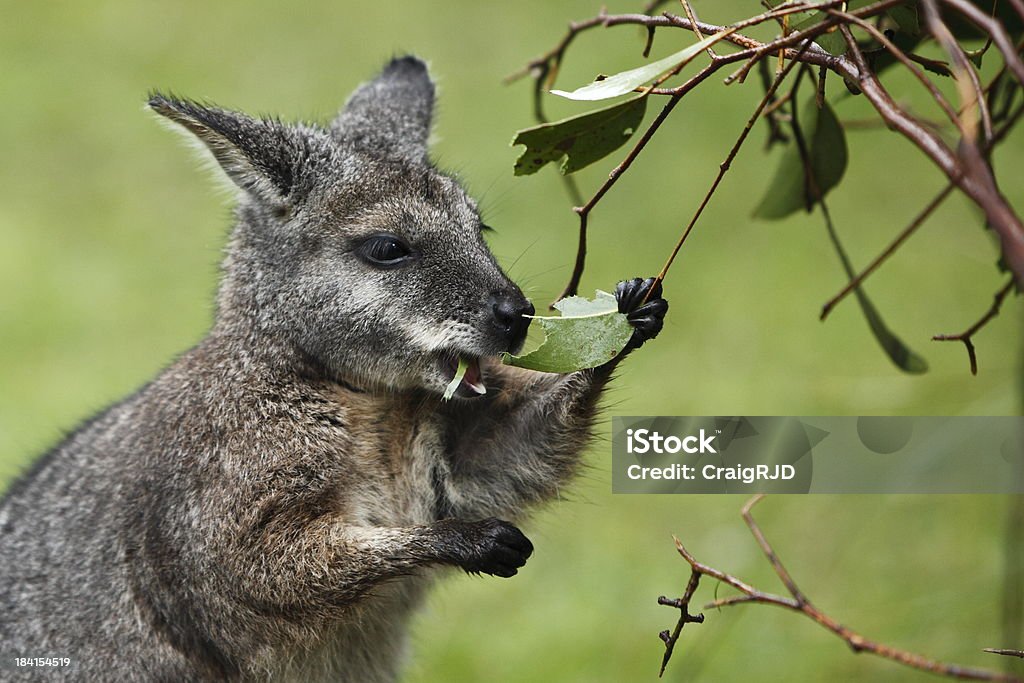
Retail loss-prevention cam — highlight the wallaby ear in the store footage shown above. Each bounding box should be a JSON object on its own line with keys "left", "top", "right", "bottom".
{"left": 330, "top": 56, "right": 435, "bottom": 163}
{"left": 148, "top": 93, "right": 306, "bottom": 205}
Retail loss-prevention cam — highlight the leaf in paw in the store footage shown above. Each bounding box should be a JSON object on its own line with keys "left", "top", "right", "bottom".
{"left": 614, "top": 277, "right": 669, "bottom": 349}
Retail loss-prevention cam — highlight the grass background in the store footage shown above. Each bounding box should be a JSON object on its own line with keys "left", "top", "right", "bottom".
{"left": 0, "top": 0, "right": 1021, "bottom": 680}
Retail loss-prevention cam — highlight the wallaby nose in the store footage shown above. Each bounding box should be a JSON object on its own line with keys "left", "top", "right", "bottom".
{"left": 490, "top": 292, "right": 534, "bottom": 350}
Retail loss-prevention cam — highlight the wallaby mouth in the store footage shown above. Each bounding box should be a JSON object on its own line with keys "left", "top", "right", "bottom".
{"left": 443, "top": 355, "right": 487, "bottom": 398}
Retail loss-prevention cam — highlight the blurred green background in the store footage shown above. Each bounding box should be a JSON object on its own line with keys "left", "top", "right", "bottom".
{"left": 1, "top": 1, "right": 1022, "bottom": 680}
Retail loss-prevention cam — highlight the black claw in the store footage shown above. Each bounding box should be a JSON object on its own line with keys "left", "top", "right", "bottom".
{"left": 614, "top": 276, "right": 669, "bottom": 351}
{"left": 626, "top": 298, "right": 668, "bottom": 322}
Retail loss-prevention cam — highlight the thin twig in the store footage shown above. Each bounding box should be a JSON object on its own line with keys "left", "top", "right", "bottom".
{"left": 932, "top": 278, "right": 1016, "bottom": 375}
{"left": 647, "top": 46, "right": 809, "bottom": 300}
{"left": 986, "top": 650, "right": 1024, "bottom": 659}
{"left": 656, "top": 568, "right": 704, "bottom": 677}
{"left": 660, "top": 496, "right": 1023, "bottom": 682}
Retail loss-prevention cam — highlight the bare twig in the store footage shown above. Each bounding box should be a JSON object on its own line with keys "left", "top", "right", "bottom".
{"left": 932, "top": 278, "right": 1016, "bottom": 375}
{"left": 656, "top": 569, "right": 704, "bottom": 677}
{"left": 987, "top": 650, "right": 1024, "bottom": 659}
{"left": 660, "top": 496, "right": 1023, "bottom": 682}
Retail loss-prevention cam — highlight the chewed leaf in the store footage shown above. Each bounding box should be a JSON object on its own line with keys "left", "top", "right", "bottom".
{"left": 443, "top": 357, "right": 469, "bottom": 400}
{"left": 552, "top": 289, "right": 618, "bottom": 316}
{"left": 512, "top": 96, "right": 647, "bottom": 176}
{"left": 501, "top": 290, "right": 633, "bottom": 373}
{"left": 753, "top": 96, "right": 848, "bottom": 220}
{"left": 551, "top": 30, "right": 734, "bottom": 101}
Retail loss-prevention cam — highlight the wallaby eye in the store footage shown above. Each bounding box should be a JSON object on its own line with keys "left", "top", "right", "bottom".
{"left": 357, "top": 234, "right": 416, "bottom": 268}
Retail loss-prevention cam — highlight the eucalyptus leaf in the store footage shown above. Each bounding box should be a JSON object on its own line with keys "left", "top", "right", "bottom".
{"left": 511, "top": 96, "right": 647, "bottom": 176}
{"left": 550, "top": 30, "right": 732, "bottom": 101}
{"left": 753, "top": 96, "right": 848, "bottom": 220}
{"left": 854, "top": 289, "right": 929, "bottom": 373}
{"left": 501, "top": 290, "right": 633, "bottom": 373}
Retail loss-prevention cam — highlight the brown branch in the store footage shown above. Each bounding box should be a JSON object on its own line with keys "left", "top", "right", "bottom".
{"left": 837, "top": 24, "right": 1024, "bottom": 290}
{"left": 920, "top": 0, "right": 993, "bottom": 142}
{"left": 987, "top": 650, "right": 1024, "bottom": 659}
{"left": 942, "top": 0, "right": 1024, "bottom": 88}
{"left": 825, "top": 8, "right": 961, "bottom": 129}
{"left": 821, "top": 99, "right": 1024, "bottom": 320}
{"left": 932, "top": 278, "right": 1016, "bottom": 375}
{"left": 659, "top": 496, "right": 1023, "bottom": 682}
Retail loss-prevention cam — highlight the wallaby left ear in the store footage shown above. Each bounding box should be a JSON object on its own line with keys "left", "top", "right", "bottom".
{"left": 331, "top": 56, "right": 435, "bottom": 164}
{"left": 149, "top": 93, "right": 308, "bottom": 206}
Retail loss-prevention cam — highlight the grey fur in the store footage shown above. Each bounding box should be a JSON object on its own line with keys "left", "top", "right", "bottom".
{"left": 0, "top": 56, "right": 667, "bottom": 682}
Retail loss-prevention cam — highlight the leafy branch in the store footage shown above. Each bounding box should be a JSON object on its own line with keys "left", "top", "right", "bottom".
{"left": 658, "top": 495, "right": 1023, "bottom": 682}
{"left": 508, "top": 0, "right": 1023, "bottom": 373}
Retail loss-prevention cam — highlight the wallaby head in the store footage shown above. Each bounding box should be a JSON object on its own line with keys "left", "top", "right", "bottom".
{"left": 149, "top": 56, "right": 532, "bottom": 398}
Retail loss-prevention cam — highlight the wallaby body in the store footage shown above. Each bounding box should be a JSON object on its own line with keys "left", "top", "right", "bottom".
{"left": 0, "top": 57, "right": 667, "bottom": 682}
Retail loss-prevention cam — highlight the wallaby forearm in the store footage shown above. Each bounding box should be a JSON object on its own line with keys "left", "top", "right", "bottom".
{"left": 214, "top": 517, "right": 533, "bottom": 614}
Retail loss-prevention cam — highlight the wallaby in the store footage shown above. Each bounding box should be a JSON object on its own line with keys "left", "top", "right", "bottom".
{"left": 0, "top": 56, "right": 667, "bottom": 682}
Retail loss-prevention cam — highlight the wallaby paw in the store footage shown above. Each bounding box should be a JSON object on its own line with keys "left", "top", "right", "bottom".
{"left": 459, "top": 518, "right": 534, "bottom": 578}
{"left": 614, "top": 277, "right": 669, "bottom": 350}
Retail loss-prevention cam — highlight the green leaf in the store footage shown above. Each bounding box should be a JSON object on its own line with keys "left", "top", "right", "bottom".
{"left": 511, "top": 96, "right": 647, "bottom": 176}
{"left": 854, "top": 288, "right": 929, "bottom": 373}
{"left": 442, "top": 356, "right": 469, "bottom": 400}
{"left": 887, "top": 5, "right": 919, "bottom": 35}
{"left": 501, "top": 290, "right": 634, "bottom": 373}
{"left": 753, "top": 96, "right": 848, "bottom": 220}
{"left": 813, "top": 29, "right": 848, "bottom": 56}
{"left": 550, "top": 30, "right": 732, "bottom": 101}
